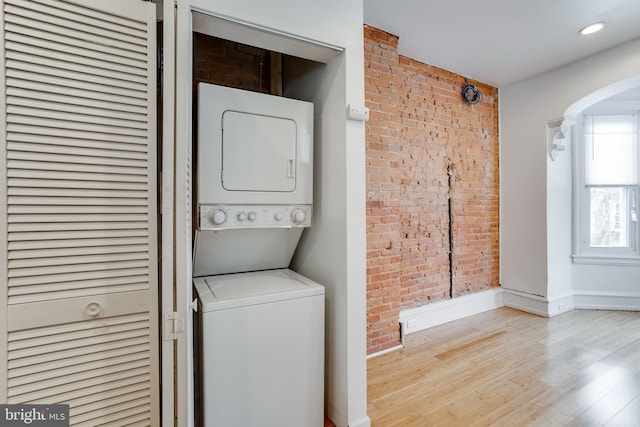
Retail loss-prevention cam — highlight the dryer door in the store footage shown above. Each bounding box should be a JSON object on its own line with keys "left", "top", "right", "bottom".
{"left": 222, "top": 111, "right": 296, "bottom": 192}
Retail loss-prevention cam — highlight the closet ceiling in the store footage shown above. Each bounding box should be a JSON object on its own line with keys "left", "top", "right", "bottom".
{"left": 364, "top": 0, "right": 640, "bottom": 87}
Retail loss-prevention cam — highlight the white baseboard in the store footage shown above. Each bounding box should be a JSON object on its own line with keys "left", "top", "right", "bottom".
{"left": 502, "top": 289, "right": 575, "bottom": 317}
{"left": 503, "top": 288, "right": 640, "bottom": 315}
{"left": 367, "top": 344, "right": 403, "bottom": 359}
{"left": 573, "top": 291, "right": 640, "bottom": 311}
{"left": 398, "top": 288, "right": 504, "bottom": 336}
{"left": 394, "top": 287, "right": 640, "bottom": 343}
{"left": 348, "top": 416, "right": 372, "bottom": 427}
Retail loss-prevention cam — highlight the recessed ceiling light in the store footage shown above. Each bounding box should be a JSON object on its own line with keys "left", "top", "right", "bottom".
{"left": 579, "top": 22, "right": 605, "bottom": 35}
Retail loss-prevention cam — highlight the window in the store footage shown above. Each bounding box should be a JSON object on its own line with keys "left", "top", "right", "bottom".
{"left": 574, "top": 113, "right": 640, "bottom": 263}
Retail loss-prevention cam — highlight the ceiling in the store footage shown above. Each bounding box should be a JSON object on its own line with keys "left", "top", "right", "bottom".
{"left": 363, "top": 0, "right": 640, "bottom": 88}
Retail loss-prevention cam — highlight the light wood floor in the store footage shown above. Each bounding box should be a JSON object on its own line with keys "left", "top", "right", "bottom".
{"left": 368, "top": 307, "right": 640, "bottom": 426}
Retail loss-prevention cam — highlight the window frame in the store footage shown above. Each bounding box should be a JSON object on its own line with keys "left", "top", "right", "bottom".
{"left": 573, "top": 111, "right": 640, "bottom": 265}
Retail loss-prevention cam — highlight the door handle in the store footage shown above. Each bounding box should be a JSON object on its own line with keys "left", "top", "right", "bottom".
{"left": 288, "top": 158, "right": 295, "bottom": 178}
{"left": 85, "top": 302, "right": 102, "bottom": 317}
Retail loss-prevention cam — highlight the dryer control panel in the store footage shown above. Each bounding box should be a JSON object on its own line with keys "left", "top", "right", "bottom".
{"left": 199, "top": 204, "right": 312, "bottom": 230}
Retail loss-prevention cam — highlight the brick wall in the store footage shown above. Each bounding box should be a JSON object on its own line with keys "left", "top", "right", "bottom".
{"left": 193, "top": 32, "right": 271, "bottom": 92}
{"left": 365, "top": 26, "right": 500, "bottom": 354}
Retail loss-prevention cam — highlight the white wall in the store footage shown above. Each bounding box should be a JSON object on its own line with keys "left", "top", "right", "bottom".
{"left": 500, "top": 83, "right": 550, "bottom": 300}
{"left": 188, "top": 1, "right": 369, "bottom": 426}
{"left": 546, "top": 121, "right": 574, "bottom": 308}
{"left": 501, "top": 37, "right": 640, "bottom": 313}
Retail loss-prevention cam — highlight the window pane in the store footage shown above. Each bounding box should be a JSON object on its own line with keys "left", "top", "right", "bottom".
{"left": 589, "top": 187, "right": 628, "bottom": 247}
{"left": 584, "top": 115, "right": 638, "bottom": 185}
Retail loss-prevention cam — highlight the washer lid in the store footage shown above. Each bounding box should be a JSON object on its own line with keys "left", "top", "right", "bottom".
{"left": 194, "top": 269, "right": 324, "bottom": 311}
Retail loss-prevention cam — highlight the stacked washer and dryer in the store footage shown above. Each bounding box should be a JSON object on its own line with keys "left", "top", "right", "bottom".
{"left": 193, "top": 83, "right": 324, "bottom": 427}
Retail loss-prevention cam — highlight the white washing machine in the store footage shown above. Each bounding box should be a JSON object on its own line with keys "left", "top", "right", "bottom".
{"left": 193, "top": 83, "right": 324, "bottom": 426}
{"left": 193, "top": 269, "right": 324, "bottom": 427}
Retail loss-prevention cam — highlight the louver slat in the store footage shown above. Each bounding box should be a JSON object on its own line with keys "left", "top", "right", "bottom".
{"left": 20, "top": 0, "right": 147, "bottom": 31}
{"left": 8, "top": 180, "right": 148, "bottom": 192}
{"left": 6, "top": 69, "right": 147, "bottom": 100}
{"left": 10, "top": 312, "right": 149, "bottom": 341}
{"left": 4, "top": 29, "right": 147, "bottom": 78}
{"left": 8, "top": 222, "right": 147, "bottom": 237}
{"left": 6, "top": 114, "right": 148, "bottom": 137}
{"left": 10, "top": 244, "right": 148, "bottom": 259}
{"left": 9, "top": 354, "right": 150, "bottom": 395}
{"left": 7, "top": 87, "right": 147, "bottom": 116}
{"left": 2, "top": 0, "right": 158, "bottom": 424}
{"left": 5, "top": 49, "right": 147, "bottom": 84}
{"left": 9, "top": 283, "right": 150, "bottom": 304}
{"left": 7, "top": 170, "right": 148, "bottom": 183}
{"left": 8, "top": 313, "right": 152, "bottom": 401}
{"left": 74, "top": 402, "right": 150, "bottom": 427}
{"left": 10, "top": 215, "right": 146, "bottom": 227}
{"left": 7, "top": 152, "right": 148, "bottom": 168}
{"left": 8, "top": 236, "right": 147, "bottom": 249}
{"left": 8, "top": 267, "right": 149, "bottom": 287}
{"left": 9, "top": 352, "right": 149, "bottom": 387}
{"left": 7, "top": 105, "right": 148, "bottom": 129}
{"left": 7, "top": 187, "right": 148, "bottom": 199}
{"left": 7, "top": 160, "right": 147, "bottom": 176}
{"left": 9, "top": 260, "right": 149, "bottom": 278}
{"left": 7, "top": 96, "right": 148, "bottom": 122}
{"left": 7, "top": 79, "right": 147, "bottom": 107}
{"left": 6, "top": 61, "right": 148, "bottom": 93}
{"left": 5, "top": 0, "right": 147, "bottom": 48}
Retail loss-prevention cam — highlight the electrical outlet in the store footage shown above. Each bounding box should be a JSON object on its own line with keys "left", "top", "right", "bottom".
{"left": 347, "top": 104, "right": 369, "bottom": 121}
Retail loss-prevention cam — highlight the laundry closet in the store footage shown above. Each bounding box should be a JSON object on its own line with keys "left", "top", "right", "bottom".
{"left": 160, "top": 2, "right": 370, "bottom": 423}
{"left": 191, "top": 33, "right": 325, "bottom": 425}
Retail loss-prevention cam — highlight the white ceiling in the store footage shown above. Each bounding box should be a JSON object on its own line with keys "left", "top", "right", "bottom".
{"left": 363, "top": 0, "right": 640, "bottom": 88}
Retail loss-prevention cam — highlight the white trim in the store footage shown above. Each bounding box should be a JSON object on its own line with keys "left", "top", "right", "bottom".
{"left": 191, "top": 10, "right": 342, "bottom": 64}
{"left": 565, "top": 75, "right": 640, "bottom": 125}
{"left": 175, "top": 1, "right": 194, "bottom": 426}
{"left": 502, "top": 289, "right": 575, "bottom": 317}
{"left": 399, "top": 288, "right": 504, "bottom": 335}
{"left": 391, "top": 286, "right": 640, "bottom": 358}
{"left": 160, "top": 0, "right": 176, "bottom": 425}
{"left": 572, "top": 254, "right": 640, "bottom": 266}
{"left": 366, "top": 344, "right": 403, "bottom": 359}
{"left": 574, "top": 290, "right": 640, "bottom": 311}
{"left": 573, "top": 112, "right": 640, "bottom": 260}
{"left": 348, "top": 416, "right": 373, "bottom": 427}
{"left": 547, "top": 118, "right": 566, "bottom": 161}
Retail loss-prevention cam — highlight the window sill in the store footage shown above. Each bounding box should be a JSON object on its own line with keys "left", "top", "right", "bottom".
{"left": 572, "top": 254, "right": 640, "bottom": 266}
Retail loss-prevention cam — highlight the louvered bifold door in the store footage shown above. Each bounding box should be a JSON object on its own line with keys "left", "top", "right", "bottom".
{"left": 0, "top": 0, "right": 159, "bottom": 425}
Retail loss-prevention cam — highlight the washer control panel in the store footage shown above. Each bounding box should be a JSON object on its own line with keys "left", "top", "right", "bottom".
{"left": 199, "top": 204, "right": 312, "bottom": 230}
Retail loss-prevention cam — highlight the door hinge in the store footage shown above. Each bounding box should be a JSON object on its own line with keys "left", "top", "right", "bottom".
{"left": 163, "top": 312, "right": 185, "bottom": 341}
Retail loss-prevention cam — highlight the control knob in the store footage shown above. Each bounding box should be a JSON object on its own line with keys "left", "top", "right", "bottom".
{"left": 208, "top": 208, "right": 227, "bottom": 226}
{"left": 291, "top": 208, "right": 307, "bottom": 225}
{"left": 237, "top": 212, "right": 246, "bottom": 222}
{"left": 248, "top": 212, "right": 256, "bottom": 221}
{"left": 274, "top": 212, "right": 284, "bottom": 222}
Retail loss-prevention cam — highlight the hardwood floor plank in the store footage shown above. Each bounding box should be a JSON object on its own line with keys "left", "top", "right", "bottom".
{"left": 368, "top": 308, "right": 640, "bottom": 426}
{"left": 575, "top": 369, "right": 640, "bottom": 424}
{"left": 604, "top": 396, "right": 640, "bottom": 427}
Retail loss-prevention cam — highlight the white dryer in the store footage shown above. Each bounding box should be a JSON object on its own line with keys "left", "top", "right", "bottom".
{"left": 196, "top": 82, "right": 313, "bottom": 206}
{"left": 194, "top": 83, "right": 314, "bottom": 277}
